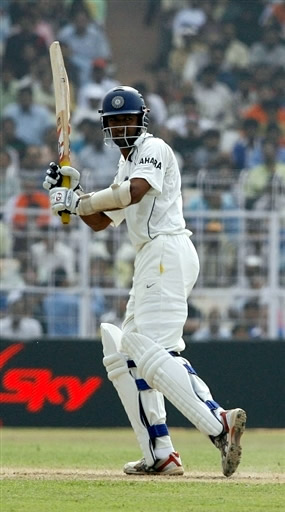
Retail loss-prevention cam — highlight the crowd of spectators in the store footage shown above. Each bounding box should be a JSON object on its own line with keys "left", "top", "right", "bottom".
{"left": 0, "top": 0, "right": 284, "bottom": 339}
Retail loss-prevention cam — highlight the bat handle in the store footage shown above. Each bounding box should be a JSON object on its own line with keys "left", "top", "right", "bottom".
{"left": 61, "top": 174, "right": 71, "bottom": 225}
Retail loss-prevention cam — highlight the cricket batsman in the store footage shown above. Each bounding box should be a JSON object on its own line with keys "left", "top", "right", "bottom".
{"left": 43, "top": 85, "right": 246, "bottom": 476}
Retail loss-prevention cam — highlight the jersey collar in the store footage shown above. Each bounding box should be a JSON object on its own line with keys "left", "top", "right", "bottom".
{"left": 134, "top": 132, "right": 153, "bottom": 149}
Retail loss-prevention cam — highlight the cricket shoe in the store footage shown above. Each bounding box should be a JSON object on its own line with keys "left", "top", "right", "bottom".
{"left": 123, "top": 451, "right": 184, "bottom": 475}
{"left": 212, "top": 408, "right": 247, "bottom": 477}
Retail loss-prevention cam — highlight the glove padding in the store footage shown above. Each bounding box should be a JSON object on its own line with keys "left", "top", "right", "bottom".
{"left": 43, "top": 163, "right": 81, "bottom": 191}
{"left": 50, "top": 187, "right": 80, "bottom": 216}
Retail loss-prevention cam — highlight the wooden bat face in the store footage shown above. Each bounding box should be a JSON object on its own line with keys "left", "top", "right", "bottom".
{"left": 49, "top": 41, "right": 71, "bottom": 224}
{"left": 57, "top": 111, "right": 71, "bottom": 167}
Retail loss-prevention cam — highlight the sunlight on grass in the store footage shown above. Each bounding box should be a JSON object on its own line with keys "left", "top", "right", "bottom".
{"left": 1, "top": 428, "right": 284, "bottom": 512}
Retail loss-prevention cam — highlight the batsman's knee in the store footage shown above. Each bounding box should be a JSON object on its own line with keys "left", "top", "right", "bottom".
{"left": 122, "top": 332, "right": 170, "bottom": 388}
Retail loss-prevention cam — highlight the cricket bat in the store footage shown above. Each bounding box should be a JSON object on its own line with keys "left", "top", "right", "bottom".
{"left": 49, "top": 41, "right": 71, "bottom": 225}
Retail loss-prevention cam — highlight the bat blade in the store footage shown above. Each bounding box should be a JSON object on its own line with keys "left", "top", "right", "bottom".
{"left": 49, "top": 41, "right": 71, "bottom": 225}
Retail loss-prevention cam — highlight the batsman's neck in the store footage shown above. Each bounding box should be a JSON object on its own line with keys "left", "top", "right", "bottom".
{"left": 121, "top": 147, "right": 133, "bottom": 160}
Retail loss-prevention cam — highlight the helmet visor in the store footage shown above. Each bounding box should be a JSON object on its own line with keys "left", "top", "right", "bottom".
{"left": 102, "top": 123, "right": 147, "bottom": 148}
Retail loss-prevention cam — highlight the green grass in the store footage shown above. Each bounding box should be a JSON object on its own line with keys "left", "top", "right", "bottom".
{"left": 1, "top": 428, "right": 284, "bottom": 512}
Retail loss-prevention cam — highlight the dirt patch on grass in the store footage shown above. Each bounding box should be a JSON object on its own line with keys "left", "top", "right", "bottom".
{"left": 1, "top": 468, "right": 284, "bottom": 484}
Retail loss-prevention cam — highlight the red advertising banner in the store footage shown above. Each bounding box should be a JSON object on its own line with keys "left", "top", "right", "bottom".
{"left": 0, "top": 339, "right": 129, "bottom": 427}
{"left": 1, "top": 338, "right": 284, "bottom": 428}
{"left": 0, "top": 343, "right": 102, "bottom": 413}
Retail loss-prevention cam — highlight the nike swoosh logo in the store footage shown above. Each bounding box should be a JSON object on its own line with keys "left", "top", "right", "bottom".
{"left": 146, "top": 283, "right": 155, "bottom": 288}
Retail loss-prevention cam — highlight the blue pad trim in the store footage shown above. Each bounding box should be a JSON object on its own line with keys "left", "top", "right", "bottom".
{"left": 136, "top": 378, "right": 151, "bottom": 391}
{"left": 205, "top": 400, "right": 220, "bottom": 411}
{"left": 184, "top": 363, "right": 197, "bottom": 375}
{"left": 148, "top": 423, "right": 169, "bottom": 439}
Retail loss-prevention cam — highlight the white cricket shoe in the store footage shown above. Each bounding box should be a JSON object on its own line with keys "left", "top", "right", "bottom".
{"left": 213, "top": 408, "right": 247, "bottom": 477}
{"left": 123, "top": 451, "right": 184, "bottom": 475}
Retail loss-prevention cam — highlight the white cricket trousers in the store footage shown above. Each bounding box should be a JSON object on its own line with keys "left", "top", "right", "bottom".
{"left": 122, "top": 234, "right": 200, "bottom": 352}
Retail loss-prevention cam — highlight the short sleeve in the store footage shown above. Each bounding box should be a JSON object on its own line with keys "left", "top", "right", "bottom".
{"left": 131, "top": 138, "right": 166, "bottom": 195}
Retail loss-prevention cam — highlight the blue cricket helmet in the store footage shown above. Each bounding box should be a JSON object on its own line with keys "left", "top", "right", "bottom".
{"left": 99, "top": 85, "right": 149, "bottom": 123}
{"left": 98, "top": 86, "right": 150, "bottom": 148}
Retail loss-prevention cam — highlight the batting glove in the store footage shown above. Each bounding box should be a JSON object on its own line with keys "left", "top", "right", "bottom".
{"left": 49, "top": 187, "right": 81, "bottom": 216}
{"left": 43, "top": 162, "right": 81, "bottom": 191}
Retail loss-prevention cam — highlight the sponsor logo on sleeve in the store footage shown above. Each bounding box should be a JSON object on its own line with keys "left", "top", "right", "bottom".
{"left": 139, "top": 157, "right": 162, "bottom": 169}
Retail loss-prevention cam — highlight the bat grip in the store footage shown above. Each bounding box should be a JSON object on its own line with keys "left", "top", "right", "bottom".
{"left": 61, "top": 175, "right": 71, "bottom": 225}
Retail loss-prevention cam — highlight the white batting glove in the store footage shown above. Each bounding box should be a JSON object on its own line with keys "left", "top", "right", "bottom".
{"left": 43, "top": 162, "right": 61, "bottom": 190}
{"left": 43, "top": 162, "right": 81, "bottom": 191}
{"left": 49, "top": 187, "right": 80, "bottom": 216}
{"left": 61, "top": 165, "right": 81, "bottom": 190}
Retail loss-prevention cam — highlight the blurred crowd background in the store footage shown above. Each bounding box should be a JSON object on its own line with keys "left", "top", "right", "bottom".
{"left": 0, "top": 0, "right": 284, "bottom": 341}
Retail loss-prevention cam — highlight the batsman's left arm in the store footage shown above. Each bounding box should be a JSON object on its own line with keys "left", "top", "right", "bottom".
{"left": 80, "top": 212, "right": 112, "bottom": 232}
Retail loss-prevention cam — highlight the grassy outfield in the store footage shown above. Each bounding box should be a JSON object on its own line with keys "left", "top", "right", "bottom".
{"left": 1, "top": 428, "right": 284, "bottom": 512}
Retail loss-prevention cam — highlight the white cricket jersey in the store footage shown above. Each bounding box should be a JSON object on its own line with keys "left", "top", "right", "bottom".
{"left": 106, "top": 133, "right": 191, "bottom": 251}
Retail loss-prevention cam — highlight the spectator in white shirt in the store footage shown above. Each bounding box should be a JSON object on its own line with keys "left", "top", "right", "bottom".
{"left": 0, "top": 291, "right": 43, "bottom": 339}
{"left": 3, "top": 84, "right": 53, "bottom": 146}
{"left": 172, "top": 0, "right": 207, "bottom": 48}
{"left": 193, "top": 64, "right": 235, "bottom": 129}
{"left": 58, "top": 6, "right": 112, "bottom": 85}
{"left": 222, "top": 22, "right": 250, "bottom": 71}
{"left": 75, "top": 115, "right": 120, "bottom": 190}
{"left": 30, "top": 226, "right": 77, "bottom": 285}
{"left": 249, "top": 25, "right": 285, "bottom": 69}
{"left": 132, "top": 81, "right": 168, "bottom": 127}
{"left": 191, "top": 307, "right": 231, "bottom": 341}
{"left": 77, "top": 58, "right": 120, "bottom": 104}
